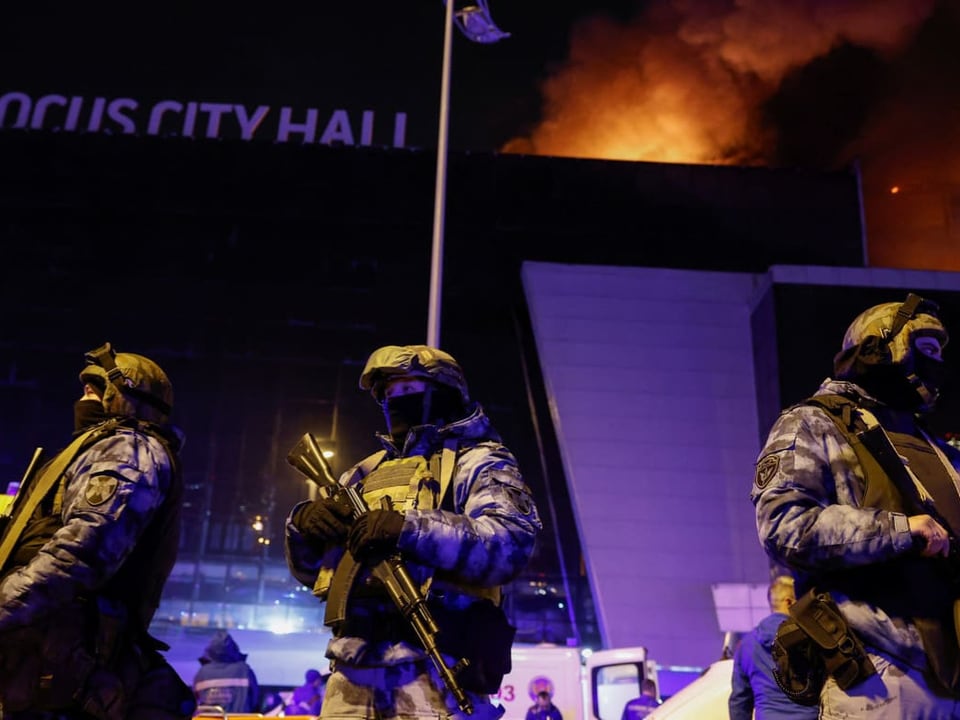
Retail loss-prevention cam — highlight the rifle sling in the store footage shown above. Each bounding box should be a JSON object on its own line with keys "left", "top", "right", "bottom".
{"left": 854, "top": 410, "right": 956, "bottom": 536}
{"left": 320, "top": 450, "right": 385, "bottom": 627}
{"left": 324, "top": 550, "right": 364, "bottom": 627}
{"left": 809, "top": 397, "right": 956, "bottom": 535}
{"left": 858, "top": 426, "right": 942, "bottom": 513}
{"left": 0, "top": 426, "right": 107, "bottom": 572}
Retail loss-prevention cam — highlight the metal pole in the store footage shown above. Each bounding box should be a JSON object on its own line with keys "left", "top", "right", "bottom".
{"left": 427, "top": 0, "right": 455, "bottom": 347}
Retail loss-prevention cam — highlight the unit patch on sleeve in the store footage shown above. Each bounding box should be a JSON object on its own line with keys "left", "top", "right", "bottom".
{"left": 85, "top": 475, "right": 119, "bottom": 506}
{"left": 506, "top": 487, "right": 534, "bottom": 516}
{"left": 754, "top": 455, "right": 780, "bottom": 490}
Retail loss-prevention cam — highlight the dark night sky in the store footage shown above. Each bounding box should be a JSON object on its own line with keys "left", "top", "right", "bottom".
{"left": 3, "top": 3, "right": 645, "bottom": 150}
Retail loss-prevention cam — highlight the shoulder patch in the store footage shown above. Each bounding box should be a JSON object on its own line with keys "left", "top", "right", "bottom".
{"left": 506, "top": 486, "right": 534, "bottom": 516}
{"left": 85, "top": 474, "right": 119, "bottom": 506}
{"left": 754, "top": 455, "right": 780, "bottom": 490}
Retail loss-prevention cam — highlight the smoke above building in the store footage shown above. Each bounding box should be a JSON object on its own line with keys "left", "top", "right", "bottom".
{"left": 503, "top": 0, "right": 960, "bottom": 270}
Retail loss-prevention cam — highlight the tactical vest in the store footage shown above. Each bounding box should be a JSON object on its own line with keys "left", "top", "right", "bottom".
{"left": 316, "top": 444, "right": 500, "bottom": 629}
{"left": 805, "top": 394, "right": 960, "bottom": 693}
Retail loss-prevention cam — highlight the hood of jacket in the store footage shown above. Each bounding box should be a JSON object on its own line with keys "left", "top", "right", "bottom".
{"left": 199, "top": 630, "right": 247, "bottom": 664}
{"left": 811, "top": 378, "right": 878, "bottom": 404}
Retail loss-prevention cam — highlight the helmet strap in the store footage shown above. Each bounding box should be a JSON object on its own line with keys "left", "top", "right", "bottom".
{"left": 383, "top": 386, "right": 436, "bottom": 445}
{"left": 907, "top": 370, "right": 938, "bottom": 410}
{"left": 886, "top": 293, "right": 938, "bottom": 344}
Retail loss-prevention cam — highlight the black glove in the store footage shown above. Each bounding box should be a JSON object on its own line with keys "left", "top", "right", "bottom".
{"left": 292, "top": 494, "right": 354, "bottom": 544}
{"left": 347, "top": 509, "right": 405, "bottom": 561}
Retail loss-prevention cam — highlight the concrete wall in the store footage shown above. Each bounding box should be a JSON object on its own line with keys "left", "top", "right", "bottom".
{"left": 522, "top": 260, "right": 960, "bottom": 669}
{"left": 521, "top": 261, "right": 771, "bottom": 668}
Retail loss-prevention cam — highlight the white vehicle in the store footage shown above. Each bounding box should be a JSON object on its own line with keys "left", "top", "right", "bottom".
{"left": 646, "top": 658, "right": 731, "bottom": 719}
{"left": 495, "top": 643, "right": 657, "bottom": 720}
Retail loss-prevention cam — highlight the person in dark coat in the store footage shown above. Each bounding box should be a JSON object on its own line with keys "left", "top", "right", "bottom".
{"left": 193, "top": 630, "right": 260, "bottom": 713}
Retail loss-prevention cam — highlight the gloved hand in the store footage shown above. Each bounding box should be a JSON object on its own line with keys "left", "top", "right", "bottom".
{"left": 347, "top": 508, "right": 405, "bottom": 561}
{"left": 292, "top": 494, "right": 354, "bottom": 544}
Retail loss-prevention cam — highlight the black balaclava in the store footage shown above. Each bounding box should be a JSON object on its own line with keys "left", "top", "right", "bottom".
{"left": 73, "top": 398, "right": 108, "bottom": 433}
{"left": 914, "top": 350, "right": 949, "bottom": 399}
{"left": 383, "top": 385, "right": 465, "bottom": 447}
{"left": 75, "top": 374, "right": 109, "bottom": 433}
{"left": 835, "top": 335, "right": 947, "bottom": 412}
{"left": 851, "top": 364, "right": 927, "bottom": 411}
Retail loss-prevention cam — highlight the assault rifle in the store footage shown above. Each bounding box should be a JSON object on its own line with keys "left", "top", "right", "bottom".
{"left": 286, "top": 433, "right": 473, "bottom": 715}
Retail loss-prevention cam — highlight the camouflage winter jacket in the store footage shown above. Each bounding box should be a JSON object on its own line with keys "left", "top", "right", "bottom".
{"left": 0, "top": 420, "right": 183, "bottom": 633}
{"left": 284, "top": 403, "right": 542, "bottom": 666}
{"left": 752, "top": 378, "right": 959, "bottom": 671}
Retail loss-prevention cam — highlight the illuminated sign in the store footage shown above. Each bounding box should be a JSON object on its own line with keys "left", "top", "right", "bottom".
{"left": 0, "top": 91, "right": 408, "bottom": 147}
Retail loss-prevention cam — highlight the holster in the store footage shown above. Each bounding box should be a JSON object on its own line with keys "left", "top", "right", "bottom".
{"left": 0, "top": 605, "right": 97, "bottom": 713}
{"left": 772, "top": 617, "right": 825, "bottom": 706}
{"left": 82, "top": 642, "right": 195, "bottom": 720}
{"left": 432, "top": 599, "right": 515, "bottom": 694}
{"left": 789, "top": 589, "right": 877, "bottom": 690}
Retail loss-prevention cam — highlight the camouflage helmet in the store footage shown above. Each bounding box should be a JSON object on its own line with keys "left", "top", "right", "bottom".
{"left": 359, "top": 345, "right": 469, "bottom": 403}
{"left": 79, "top": 342, "right": 173, "bottom": 424}
{"left": 838, "top": 294, "right": 947, "bottom": 367}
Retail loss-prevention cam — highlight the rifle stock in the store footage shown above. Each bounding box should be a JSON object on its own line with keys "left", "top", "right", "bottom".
{"left": 286, "top": 433, "right": 474, "bottom": 715}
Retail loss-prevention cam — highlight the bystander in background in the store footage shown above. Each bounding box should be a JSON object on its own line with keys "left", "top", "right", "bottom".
{"left": 729, "top": 575, "right": 817, "bottom": 720}
{"left": 193, "top": 629, "right": 260, "bottom": 713}
{"left": 286, "top": 667, "right": 328, "bottom": 716}
{"left": 621, "top": 678, "right": 661, "bottom": 720}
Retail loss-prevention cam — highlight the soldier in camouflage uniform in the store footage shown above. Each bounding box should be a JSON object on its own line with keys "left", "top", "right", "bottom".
{"left": 753, "top": 295, "right": 960, "bottom": 718}
{"left": 284, "top": 345, "right": 542, "bottom": 719}
{"left": 0, "top": 344, "right": 195, "bottom": 720}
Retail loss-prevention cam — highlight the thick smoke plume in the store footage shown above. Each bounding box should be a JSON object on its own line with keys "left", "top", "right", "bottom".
{"left": 503, "top": 0, "right": 935, "bottom": 165}
{"left": 503, "top": 0, "right": 960, "bottom": 270}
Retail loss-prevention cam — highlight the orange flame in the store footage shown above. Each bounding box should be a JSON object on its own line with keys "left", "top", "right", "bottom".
{"left": 503, "top": 0, "right": 935, "bottom": 166}
{"left": 501, "top": 0, "right": 960, "bottom": 270}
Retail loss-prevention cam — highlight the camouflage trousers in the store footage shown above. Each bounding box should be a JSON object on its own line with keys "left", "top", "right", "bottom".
{"left": 321, "top": 660, "right": 504, "bottom": 720}
{"left": 820, "top": 649, "right": 960, "bottom": 720}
